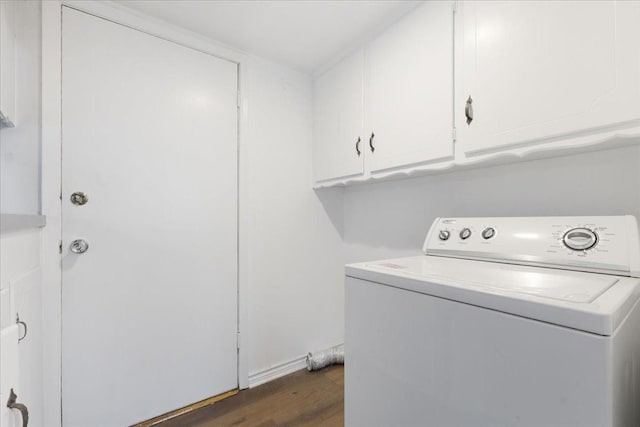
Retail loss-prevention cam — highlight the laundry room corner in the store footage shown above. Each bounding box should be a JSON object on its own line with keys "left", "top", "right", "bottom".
{"left": 2, "top": 0, "right": 638, "bottom": 425}
{"left": 243, "top": 54, "right": 345, "bottom": 387}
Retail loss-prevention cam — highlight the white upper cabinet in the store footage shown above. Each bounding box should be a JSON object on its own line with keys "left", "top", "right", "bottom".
{"left": 458, "top": 0, "right": 640, "bottom": 155}
{"left": 312, "top": 1, "right": 455, "bottom": 185}
{"left": 0, "top": 0, "right": 16, "bottom": 128}
{"left": 365, "top": 1, "right": 453, "bottom": 173}
{"left": 312, "top": 0, "right": 640, "bottom": 188}
{"left": 313, "top": 50, "right": 365, "bottom": 183}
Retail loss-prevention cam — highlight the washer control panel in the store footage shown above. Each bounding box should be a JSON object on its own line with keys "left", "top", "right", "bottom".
{"left": 423, "top": 216, "right": 640, "bottom": 277}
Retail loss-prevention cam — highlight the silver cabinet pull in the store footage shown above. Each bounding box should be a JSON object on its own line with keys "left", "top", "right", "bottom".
{"left": 70, "top": 239, "right": 89, "bottom": 254}
{"left": 355, "top": 137, "right": 361, "bottom": 156}
{"left": 465, "top": 96, "right": 474, "bottom": 125}
{"left": 369, "top": 132, "right": 375, "bottom": 152}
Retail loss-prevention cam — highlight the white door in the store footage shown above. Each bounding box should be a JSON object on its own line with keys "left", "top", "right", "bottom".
{"left": 365, "top": 1, "right": 454, "bottom": 173}
{"left": 313, "top": 49, "right": 365, "bottom": 183}
{"left": 459, "top": 0, "right": 640, "bottom": 155}
{"left": 61, "top": 8, "right": 238, "bottom": 426}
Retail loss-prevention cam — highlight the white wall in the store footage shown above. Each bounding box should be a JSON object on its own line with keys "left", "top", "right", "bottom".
{"left": 0, "top": 1, "right": 41, "bottom": 214}
{"left": 245, "top": 55, "right": 345, "bottom": 381}
{"left": 344, "top": 145, "right": 640, "bottom": 263}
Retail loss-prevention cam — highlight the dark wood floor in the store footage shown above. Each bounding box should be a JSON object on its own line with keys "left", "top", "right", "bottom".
{"left": 158, "top": 365, "right": 344, "bottom": 427}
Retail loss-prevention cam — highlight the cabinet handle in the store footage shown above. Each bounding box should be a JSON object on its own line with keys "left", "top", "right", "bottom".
{"left": 7, "top": 389, "right": 29, "bottom": 427}
{"left": 465, "top": 96, "right": 473, "bottom": 125}
{"left": 16, "top": 314, "right": 27, "bottom": 343}
{"left": 369, "top": 132, "right": 375, "bottom": 153}
{"left": 355, "top": 137, "right": 361, "bottom": 156}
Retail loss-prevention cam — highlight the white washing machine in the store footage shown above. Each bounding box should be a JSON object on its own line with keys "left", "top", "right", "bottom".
{"left": 345, "top": 216, "right": 640, "bottom": 427}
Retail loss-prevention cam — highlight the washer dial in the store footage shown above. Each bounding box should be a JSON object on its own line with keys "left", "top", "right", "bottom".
{"left": 459, "top": 228, "right": 472, "bottom": 240}
{"left": 438, "top": 230, "right": 450, "bottom": 241}
{"left": 562, "top": 228, "right": 598, "bottom": 251}
{"left": 481, "top": 227, "right": 495, "bottom": 240}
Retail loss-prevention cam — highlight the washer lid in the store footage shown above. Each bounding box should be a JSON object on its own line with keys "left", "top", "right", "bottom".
{"left": 372, "top": 256, "right": 617, "bottom": 303}
{"left": 346, "top": 256, "right": 640, "bottom": 336}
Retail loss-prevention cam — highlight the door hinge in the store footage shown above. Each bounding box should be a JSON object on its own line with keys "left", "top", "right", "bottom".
{"left": 452, "top": 1, "right": 457, "bottom": 13}
{"left": 452, "top": 127, "right": 457, "bottom": 142}
{"left": 236, "top": 332, "right": 241, "bottom": 351}
{"left": 59, "top": 240, "right": 63, "bottom": 254}
{"left": 237, "top": 91, "right": 241, "bottom": 108}
{"left": 59, "top": 191, "right": 62, "bottom": 201}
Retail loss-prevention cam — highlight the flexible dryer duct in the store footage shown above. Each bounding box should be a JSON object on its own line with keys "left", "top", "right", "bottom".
{"left": 306, "top": 344, "right": 344, "bottom": 371}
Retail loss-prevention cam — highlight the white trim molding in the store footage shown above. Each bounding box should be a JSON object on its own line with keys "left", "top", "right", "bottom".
{"left": 41, "top": 2, "right": 63, "bottom": 426}
{"left": 248, "top": 355, "right": 309, "bottom": 389}
{"left": 313, "top": 128, "right": 640, "bottom": 189}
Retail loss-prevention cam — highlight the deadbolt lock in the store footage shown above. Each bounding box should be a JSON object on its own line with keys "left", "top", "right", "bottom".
{"left": 70, "top": 192, "right": 88, "bottom": 205}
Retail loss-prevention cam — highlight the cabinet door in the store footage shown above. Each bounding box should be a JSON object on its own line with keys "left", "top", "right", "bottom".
{"left": 313, "top": 50, "right": 364, "bottom": 183}
{"left": 0, "top": 0, "right": 16, "bottom": 126}
{"left": 460, "top": 0, "right": 640, "bottom": 155}
{"left": 365, "top": 1, "right": 454, "bottom": 173}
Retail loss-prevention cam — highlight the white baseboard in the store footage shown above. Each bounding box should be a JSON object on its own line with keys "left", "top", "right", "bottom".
{"left": 248, "top": 355, "right": 308, "bottom": 388}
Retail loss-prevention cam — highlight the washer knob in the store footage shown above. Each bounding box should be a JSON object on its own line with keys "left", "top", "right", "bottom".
{"left": 481, "top": 227, "right": 495, "bottom": 240}
{"left": 438, "top": 230, "right": 450, "bottom": 241}
{"left": 459, "top": 228, "right": 472, "bottom": 240}
{"left": 563, "top": 228, "right": 598, "bottom": 251}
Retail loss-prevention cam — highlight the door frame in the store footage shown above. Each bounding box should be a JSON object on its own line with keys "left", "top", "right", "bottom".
{"left": 41, "top": 2, "right": 250, "bottom": 425}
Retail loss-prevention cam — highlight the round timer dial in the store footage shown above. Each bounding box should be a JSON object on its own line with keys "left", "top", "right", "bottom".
{"left": 562, "top": 228, "right": 598, "bottom": 251}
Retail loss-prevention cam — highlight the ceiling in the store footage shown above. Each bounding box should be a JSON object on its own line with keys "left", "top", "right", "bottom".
{"left": 115, "top": 0, "right": 423, "bottom": 74}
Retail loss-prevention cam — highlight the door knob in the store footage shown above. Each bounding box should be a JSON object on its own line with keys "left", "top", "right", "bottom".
{"left": 70, "top": 192, "right": 88, "bottom": 205}
{"left": 70, "top": 239, "right": 89, "bottom": 254}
